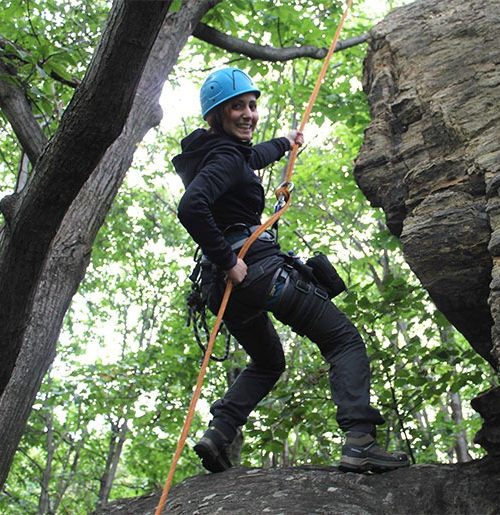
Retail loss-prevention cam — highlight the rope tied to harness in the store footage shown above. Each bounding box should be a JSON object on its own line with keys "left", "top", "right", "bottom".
{"left": 155, "top": 2, "right": 354, "bottom": 512}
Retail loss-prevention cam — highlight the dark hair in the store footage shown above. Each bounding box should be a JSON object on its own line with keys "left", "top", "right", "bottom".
{"left": 206, "top": 104, "right": 227, "bottom": 135}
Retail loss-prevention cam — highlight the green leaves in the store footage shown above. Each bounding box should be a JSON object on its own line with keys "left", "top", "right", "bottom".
{"left": 1, "top": 0, "right": 494, "bottom": 511}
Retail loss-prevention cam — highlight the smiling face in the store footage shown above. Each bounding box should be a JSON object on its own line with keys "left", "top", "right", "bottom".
{"left": 221, "top": 93, "right": 259, "bottom": 142}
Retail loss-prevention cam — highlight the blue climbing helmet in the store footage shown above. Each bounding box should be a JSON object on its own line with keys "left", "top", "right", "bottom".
{"left": 200, "top": 67, "right": 261, "bottom": 119}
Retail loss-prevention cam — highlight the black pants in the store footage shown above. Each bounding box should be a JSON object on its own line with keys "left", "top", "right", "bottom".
{"left": 202, "top": 253, "right": 384, "bottom": 437}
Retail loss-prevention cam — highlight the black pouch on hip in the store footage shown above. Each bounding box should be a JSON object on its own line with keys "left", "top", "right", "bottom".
{"left": 305, "top": 253, "right": 346, "bottom": 298}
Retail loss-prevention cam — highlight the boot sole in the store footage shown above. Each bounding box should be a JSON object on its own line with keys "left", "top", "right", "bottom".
{"left": 194, "top": 437, "right": 232, "bottom": 473}
{"left": 339, "top": 455, "right": 410, "bottom": 474}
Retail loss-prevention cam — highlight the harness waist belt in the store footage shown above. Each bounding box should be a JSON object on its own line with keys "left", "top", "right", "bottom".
{"left": 224, "top": 224, "right": 276, "bottom": 251}
{"left": 201, "top": 224, "right": 277, "bottom": 265}
{"left": 229, "top": 231, "right": 275, "bottom": 251}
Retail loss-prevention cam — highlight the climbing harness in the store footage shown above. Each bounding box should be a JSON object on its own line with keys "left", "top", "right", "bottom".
{"left": 185, "top": 222, "right": 276, "bottom": 362}
{"left": 186, "top": 283, "right": 232, "bottom": 363}
{"left": 186, "top": 251, "right": 232, "bottom": 363}
{"left": 155, "top": 1, "right": 353, "bottom": 512}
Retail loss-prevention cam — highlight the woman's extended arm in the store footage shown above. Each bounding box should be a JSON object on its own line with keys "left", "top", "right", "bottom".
{"left": 249, "top": 131, "right": 304, "bottom": 170}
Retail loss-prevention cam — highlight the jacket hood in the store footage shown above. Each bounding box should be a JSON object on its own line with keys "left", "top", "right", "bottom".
{"left": 172, "top": 128, "right": 252, "bottom": 187}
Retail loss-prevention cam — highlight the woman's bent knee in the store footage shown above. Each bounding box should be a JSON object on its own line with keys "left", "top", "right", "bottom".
{"left": 250, "top": 346, "right": 286, "bottom": 377}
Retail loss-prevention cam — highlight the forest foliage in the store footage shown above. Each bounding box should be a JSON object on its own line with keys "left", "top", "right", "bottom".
{"left": 0, "top": 0, "right": 497, "bottom": 513}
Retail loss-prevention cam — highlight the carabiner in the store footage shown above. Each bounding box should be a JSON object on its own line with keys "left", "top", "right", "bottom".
{"left": 275, "top": 181, "right": 294, "bottom": 194}
{"left": 274, "top": 181, "right": 294, "bottom": 202}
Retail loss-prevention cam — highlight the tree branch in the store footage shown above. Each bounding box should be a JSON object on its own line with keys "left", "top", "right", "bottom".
{"left": 0, "top": 61, "right": 47, "bottom": 165}
{"left": 0, "top": 36, "right": 80, "bottom": 89}
{"left": 193, "top": 22, "right": 368, "bottom": 61}
{"left": 15, "top": 153, "right": 31, "bottom": 193}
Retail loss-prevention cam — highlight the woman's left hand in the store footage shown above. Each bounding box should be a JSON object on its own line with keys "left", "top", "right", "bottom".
{"left": 226, "top": 258, "right": 248, "bottom": 285}
{"left": 287, "top": 129, "right": 304, "bottom": 148}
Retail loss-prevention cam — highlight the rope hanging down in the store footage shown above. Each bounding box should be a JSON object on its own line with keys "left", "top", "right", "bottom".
{"left": 155, "top": 1, "right": 353, "bottom": 512}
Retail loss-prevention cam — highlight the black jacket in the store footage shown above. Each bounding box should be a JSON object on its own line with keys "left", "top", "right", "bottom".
{"left": 173, "top": 129, "right": 290, "bottom": 270}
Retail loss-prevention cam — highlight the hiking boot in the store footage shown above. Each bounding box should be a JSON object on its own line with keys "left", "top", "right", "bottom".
{"left": 194, "top": 424, "right": 233, "bottom": 473}
{"left": 339, "top": 431, "right": 409, "bottom": 473}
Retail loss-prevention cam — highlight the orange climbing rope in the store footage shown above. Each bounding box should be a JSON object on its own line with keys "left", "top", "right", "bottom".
{"left": 155, "top": 1, "right": 353, "bottom": 512}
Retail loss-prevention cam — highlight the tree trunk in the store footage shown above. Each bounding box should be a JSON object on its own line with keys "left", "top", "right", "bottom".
{"left": 0, "top": 0, "right": 221, "bottom": 488}
{"left": 51, "top": 429, "right": 87, "bottom": 514}
{"left": 0, "top": 0, "right": 172, "bottom": 394}
{"left": 0, "top": 61, "right": 47, "bottom": 165}
{"left": 449, "top": 392, "right": 473, "bottom": 463}
{"left": 413, "top": 408, "right": 437, "bottom": 462}
{"left": 15, "top": 153, "right": 31, "bottom": 193}
{"left": 38, "top": 412, "right": 55, "bottom": 515}
{"left": 95, "top": 419, "right": 129, "bottom": 511}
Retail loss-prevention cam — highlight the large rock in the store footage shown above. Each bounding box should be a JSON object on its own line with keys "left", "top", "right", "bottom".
{"left": 471, "top": 387, "right": 500, "bottom": 457}
{"left": 354, "top": 0, "right": 500, "bottom": 369}
{"left": 100, "top": 461, "right": 500, "bottom": 514}
{"left": 353, "top": 0, "right": 500, "bottom": 454}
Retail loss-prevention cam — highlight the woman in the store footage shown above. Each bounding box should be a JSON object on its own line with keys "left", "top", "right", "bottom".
{"left": 173, "top": 67, "right": 408, "bottom": 474}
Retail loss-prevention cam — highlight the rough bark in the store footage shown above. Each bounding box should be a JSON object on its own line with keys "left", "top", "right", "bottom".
{"left": 98, "top": 460, "right": 500, "bottom": 515}
{"left": 0, "top": 0, "right": 220, "bottom": 488}
{"left": 353, "top": 0, "right": 500, "bottom": 454}
{"left": 0, "top": 0, "right": 172, "bottom": 395}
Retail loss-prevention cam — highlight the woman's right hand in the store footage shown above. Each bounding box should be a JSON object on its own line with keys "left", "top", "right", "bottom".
{"left": 226, "top": 258, "right": 248, "bottom": 285}
{"left": 287, "top": 129, "right": 304, "bottom": 148}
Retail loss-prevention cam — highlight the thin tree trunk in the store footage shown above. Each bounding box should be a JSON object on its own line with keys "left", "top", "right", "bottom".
{"left": 51, "top": 430, "right": 87, "bottom": 514}
{"left": 449, "top": 392, "right": 473, "bottom": 463}
{"left": 439, "top": 326, "right": 473, "bottom": 462}
{"left": 291, "top": 429, "right": 300, "bottom": 466}
{"left": 283, "top": 438, "right": 290, "bottom": 467}
{"left": 0, "top": 61, "right": 47, "bottom": 165}
{"left": 95, "top": 418, "right": 129, "bottom": 510}
{"left": 37, "top": 412, "right": 54, "bottom": 515}
{"left": 414, "top": 408, "right": 438, "bottom": 461}
{"left": 15, "top": 153, "right": 30, "bottom": 193}
{"left": 438, "top": 401, "right": 456, "bottom": 463}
